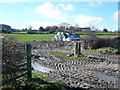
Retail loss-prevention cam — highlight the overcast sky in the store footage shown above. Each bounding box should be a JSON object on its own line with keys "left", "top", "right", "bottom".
{"left": 0, "top": 0, "right": 119, "bottom": 31}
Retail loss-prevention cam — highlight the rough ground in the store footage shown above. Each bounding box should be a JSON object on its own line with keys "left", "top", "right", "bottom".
{"left": 30, "top": 41, "right": 119, "bottom": 90}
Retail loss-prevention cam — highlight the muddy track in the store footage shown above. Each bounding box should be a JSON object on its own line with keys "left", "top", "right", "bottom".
{"left": 30, "top": 41, "right": 119, "bottom": 89}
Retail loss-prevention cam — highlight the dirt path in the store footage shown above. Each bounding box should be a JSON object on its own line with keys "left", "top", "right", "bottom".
{"left": 31, "top": 41, "right": 119, "bottom": 89}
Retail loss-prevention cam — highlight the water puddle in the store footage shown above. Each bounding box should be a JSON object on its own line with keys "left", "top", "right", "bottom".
{"left": 32, "top": 55, "right": 46, "bottom": 61}
{"left": 96, "top": 73, "right": 118, "bottom": 83}
{"left": 38, "top": 57, "right": 46, "bottom": 61}
{"left": 32, "top": 62, "right": 55, "bottom": 73}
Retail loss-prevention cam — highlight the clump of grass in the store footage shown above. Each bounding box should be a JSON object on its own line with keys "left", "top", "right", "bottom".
{"left": 64, "top": 48, "right": 71, "bottom": 50}
{"left": 32, "top": 74, "right": 48, "bottom": 82}
{"left": 32, "top": 74, "right": 65, "bottom": 90}
{"left": 2, "top": 73, "right": 66, "bottom": 89}
{"left": 22, "top": 74, "right": 66, "bottom": 90}
{"left": 52, "top": 52, "right": 95, "bottom": 61}
{"left": 84, "top": 47, "right": 118, "bottom": 54}
{"left": 97, "top": 47, "right": 118, "bottom": 54}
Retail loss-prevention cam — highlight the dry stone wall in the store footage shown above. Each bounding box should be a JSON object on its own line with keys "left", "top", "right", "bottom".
{"left": 30, "top": 41, "right": 71, "bottom": 50}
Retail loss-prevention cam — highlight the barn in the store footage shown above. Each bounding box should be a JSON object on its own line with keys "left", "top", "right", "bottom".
{"left": 0, "top": 24, "right": 12, "bottom": 33}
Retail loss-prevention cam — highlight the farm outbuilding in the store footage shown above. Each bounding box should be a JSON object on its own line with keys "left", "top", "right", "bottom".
{"left": 0, "top": 24, "right": 11, "bottom": 33}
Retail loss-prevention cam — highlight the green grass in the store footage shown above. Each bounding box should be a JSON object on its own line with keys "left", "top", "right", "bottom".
{"left": 97, "top": 35, "right": 117, "bottom": 38}
{"left": 3, "top": 34, "right": 86, "bottom": 42}
{"left": 75, "top": 31, "right": 117, "bottom": 35}
{"left": 84, "top": 47, "right": 118, "bottom": 54}
{"left": 12, "top": 31, "right": 28, "bottom": 34}
{"left": 3, "top": 34, "right": 55, "bottom": 42}
{"left": 52, "top": 52, "right": 95, "bottom": 61}
{"left": 80, "top": 35, "right": 87, "bottom": 37}
{"left": 94, "top": 32, "right": 117, "bottom": 35}
{"left": 84, "top": 34, "right": 117, "bottom": 38}
{"left": 97, "top": 47, "right": 118, "bottom": 53}
{"left": 32, "top": 74, "right": 48, "bottom": 81}
{"left": 3, "top": 32, "right": 117, "bottom": 42}
{"left": 30, "top": 74, "right": 65, "bottom": 90}
{"left": 2, "top": 74, "right": 65, "bottom": 90}
{"left": 76, "top": 32, "right": 117, "bottom": 38}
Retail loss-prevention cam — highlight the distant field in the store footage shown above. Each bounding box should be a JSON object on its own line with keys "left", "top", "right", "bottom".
{"left": 12, "top": 31, "right": 118, "bottom": 35}
{"left": 94, "top": 32, "right": 117, "bottom": 35}
{"left": 3, "top": 33, "right": 117, "bottom": 42}
{"left": 75, "top": 31, "right": 117, "bottom": 35}
{"left": 3, "top": 34, "right": 55, "bottom": 42}
{"left": 13, "top": 31, "right": 28, "bottom": 34}
{"left": 97, "top": 35, "right": 117, "bottom": 38}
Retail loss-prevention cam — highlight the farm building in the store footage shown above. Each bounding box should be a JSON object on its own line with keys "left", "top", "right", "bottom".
{"left": 0, "top": 24, "right": 12, "bottom": 33}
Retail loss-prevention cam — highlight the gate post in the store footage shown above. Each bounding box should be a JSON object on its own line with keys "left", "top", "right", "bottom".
{"left": 78, "top": 42, "right": 81, "bottom": 55}
{"left": 74, "top": 41, "right": 82, "bottom": 57}
{"left": 74, "top": 42, "right": 77, "bottom": 56}
{"left": 26, "top": 44, "right": 32, "bottom": 80}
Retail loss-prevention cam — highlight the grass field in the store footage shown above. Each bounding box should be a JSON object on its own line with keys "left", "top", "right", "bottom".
{"left": 3, "top": 34, "right": 87, "bottom": 42}
{"left": 94, "top": 32, "right": 117, "bottom": 35}
{"left": 3, "top": 32, "right": 118, "bottom": 42}
{"left": 12, "top": 31, "right": 28, "bottom": 34}
{"left": 75, "top": 31, "right": 117, "bottom": 35}
{"left": 97, "top": 35, "right": 117, "bottom": 38}
{"left": 3, "top": 34, "right": 55, "bottom": 42}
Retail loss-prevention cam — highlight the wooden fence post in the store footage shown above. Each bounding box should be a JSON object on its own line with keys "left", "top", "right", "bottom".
{"left": 78, "top": 43, "right": 81, "bottom": 55}
{"left": 74, "top": 42, "right": 81, "bottom": 57}
{"left": 74, "top": 42, "right": 77, "bottom": 56}
{"left": 26, "top": 44, "right": 32, "bottom": 80}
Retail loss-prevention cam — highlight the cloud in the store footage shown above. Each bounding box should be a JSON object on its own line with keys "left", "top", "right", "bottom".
{"left": 0, "top": 0, "right": 119, "bottom": 3}
{"left": 87, "top": 2, "right": 97, "bottom": 7}
{"left": 0, "top": 0, "right": 44, "bottom": 3}
{"left": 74, "top": 14, "right": 103, "bottom": 27}
{"left": 87, "top": 2, "right": 105, "bottom": 7}
{"left": 111, "top": 11, "right": 118, "bottom": 23}
{"left": 35, "top": 2, "right": 68, "bottom": 21}
{"left": 59, "top": 3, "right": 73, "bottom": 10}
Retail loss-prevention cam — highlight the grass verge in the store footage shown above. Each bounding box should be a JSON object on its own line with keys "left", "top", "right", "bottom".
{"left": 28, "top": 74, "right": 66, "bottom": 90}
{"left": 83, "top": 47, "right": 118, "bottom": 54}
{"left": 52, "top": 52, "right": 96, "bottom": 61}
{"left": 2, "top": 74, "right": 66, "bottom": 90}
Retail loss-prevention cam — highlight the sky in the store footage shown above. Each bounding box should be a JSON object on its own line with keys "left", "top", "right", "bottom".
{"left": 0, "top": 0, "right": 119, "bottom": 31}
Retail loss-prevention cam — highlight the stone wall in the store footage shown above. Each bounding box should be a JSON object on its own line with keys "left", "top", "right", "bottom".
{"left": 30, "top": 41, "right": 71, "bottom": 50}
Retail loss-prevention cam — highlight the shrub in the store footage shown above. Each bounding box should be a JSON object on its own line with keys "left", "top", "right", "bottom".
{"left": 82, "top": 30, "right": 107, "bottom": 49}
{"left": 2, "top": 36, "right": 25, "bottom": 87}
{"left": 82, "top": 30, "right": 118, "bottom": 50}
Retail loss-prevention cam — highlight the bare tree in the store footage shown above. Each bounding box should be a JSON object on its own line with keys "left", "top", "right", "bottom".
{"left": 28, "top": 25, "right": 32, "bottom": 30}
{"left": 57, "top": 26, "right": 65, "bottom": 32}
{"left": 69, "top": 26, "right": 75, "bottom": 33}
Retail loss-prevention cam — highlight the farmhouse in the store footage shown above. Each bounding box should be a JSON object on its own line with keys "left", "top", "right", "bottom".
{"left": 0, "top": 24, "right": 11, "bottom": 33}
